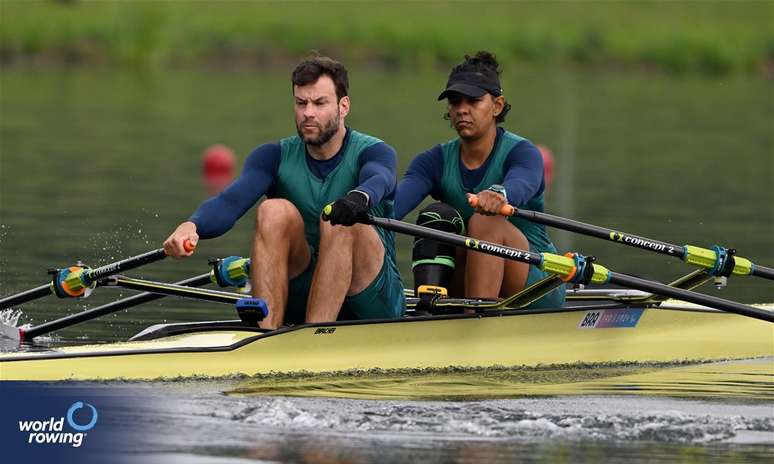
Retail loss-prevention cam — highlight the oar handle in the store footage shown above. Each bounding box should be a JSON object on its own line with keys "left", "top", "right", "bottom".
{"left": 80, "top": 240, "right": 196, "bottom": 289}
{"left": 467, "top": 194, "right": 515, "bottom": 216}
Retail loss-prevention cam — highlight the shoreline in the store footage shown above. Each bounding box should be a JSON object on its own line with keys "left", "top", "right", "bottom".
{"left": 1, "top": 1, "right": 772, "bottom": 77}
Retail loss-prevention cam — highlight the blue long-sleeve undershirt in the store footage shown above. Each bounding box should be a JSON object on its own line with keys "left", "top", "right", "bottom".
{"left": 395, "top": 128, "right": 544, "bottom": 220}
{"left": 190, "top": 129, "right": 397, "bottom": 239}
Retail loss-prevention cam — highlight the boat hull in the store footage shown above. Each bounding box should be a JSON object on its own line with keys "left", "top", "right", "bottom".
{"left": 1, "top": 305, "right": 773, "bottom": 381}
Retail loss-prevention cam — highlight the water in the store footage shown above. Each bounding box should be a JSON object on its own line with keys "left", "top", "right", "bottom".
{"left": 133, "top": 392, "right": 774, "bottom": 463}
{"left": 1, "top": 67, "right": 773, "bottom": 462}
{"left": 8, "top": 376, "right": 772, "bottom": 463}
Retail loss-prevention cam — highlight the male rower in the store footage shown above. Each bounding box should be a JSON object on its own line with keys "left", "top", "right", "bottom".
{"left": 395, "top": 51, "right": 565, "bottom": 308}
{"left": 164, "top": 56, "right": 405, "bottom": 328}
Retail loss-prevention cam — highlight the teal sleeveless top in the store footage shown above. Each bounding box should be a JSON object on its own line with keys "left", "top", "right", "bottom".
{"left": 273, "top": 130, "right": 396, "bottom": 256}
{"left": 438, "top": 130, "right": 555, "bottom": 253}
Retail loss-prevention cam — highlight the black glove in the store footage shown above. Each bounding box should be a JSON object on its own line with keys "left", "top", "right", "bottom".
{"left": 322, "top": 190, "right": 370, "bottom": 226}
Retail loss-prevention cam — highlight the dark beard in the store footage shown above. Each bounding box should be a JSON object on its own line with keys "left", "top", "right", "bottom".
{"left": 297, "top": 110, "right": 340, "bottom": 147}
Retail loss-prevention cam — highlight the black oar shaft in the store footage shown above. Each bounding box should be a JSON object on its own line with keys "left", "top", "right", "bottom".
{"left": 609, "top": 272, "right": 774, "bottom": 323}
{"left": 513, "top": 208, "right": 773, "bottom": 282}
{"left": 753, "top": 265, "right": 774, "bottom": 280}
{"left": 372, "top": 216, "right": 544, "bottom": 266}
{"left": 516, "top": 209, "right": 686, "bottom": 257}
{"left": 0, "top": 248, "right": 169, "bottom": 310}
{"left": 83, "top": 248, "right": 168, "bottom": 282}
{"left": 0, "top": 284, "right": 52, "bottom": 310}
{"left": 22, "top": 273, "right": 212, "bottom": 340}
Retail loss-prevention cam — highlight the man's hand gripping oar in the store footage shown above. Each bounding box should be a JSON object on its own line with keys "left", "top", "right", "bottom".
{"left": 0, "top": 240, "right": 196, "bottom": 312}
{"left": 0, "top": 240, "right": 195, "bottom": 341}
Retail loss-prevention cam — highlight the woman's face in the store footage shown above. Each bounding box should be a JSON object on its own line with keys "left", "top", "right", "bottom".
{"left": 447, "top": 93, "right": 504, "bottom": 140}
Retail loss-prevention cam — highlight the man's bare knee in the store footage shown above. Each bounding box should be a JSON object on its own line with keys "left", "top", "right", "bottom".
{"left": 256, "top": 199, "right": 303, "bottom": 237}
{"left": 318, "top": 218, "right": 358, "bottom": 245}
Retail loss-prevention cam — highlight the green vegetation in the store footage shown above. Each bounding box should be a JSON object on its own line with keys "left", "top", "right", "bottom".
{"left": 1, "top": 0, "right": 772, "bottom": 75}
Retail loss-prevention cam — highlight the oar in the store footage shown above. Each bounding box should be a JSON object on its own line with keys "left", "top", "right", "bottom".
{"left": 8, "top": 255, "right": 251, "bottom": 341}
{"left": 0, "top": 242, "right": 195, "bottom": 310}
{"left": 468, "top": 195, "right": 774, "bottom": 281}
{"left": 366, "top": 215, "right": 774, "bottom": 323}
{"left": 14, "top": 273, "right": 212, "bottom": 342}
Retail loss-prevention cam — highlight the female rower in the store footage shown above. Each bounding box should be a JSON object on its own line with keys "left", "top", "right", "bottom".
{"left": 395, "top": 51, "right": 565, "bottom": 308}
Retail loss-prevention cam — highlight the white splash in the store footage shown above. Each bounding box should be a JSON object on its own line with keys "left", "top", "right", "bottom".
{"left": 0, "top": 308, "right": 23, "bottom": 328}
{"left": 0, "top": 309, "right": 24, "bottom": 341}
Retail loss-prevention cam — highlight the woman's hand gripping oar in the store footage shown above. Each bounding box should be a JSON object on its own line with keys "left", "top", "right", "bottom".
{"left": 467, "top": 193, "right": 774, "bottom": 282}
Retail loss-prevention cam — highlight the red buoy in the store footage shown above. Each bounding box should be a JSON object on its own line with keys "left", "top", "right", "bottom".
{"left": 536, "top": 144, "right": 555, "bottom": 194}
{"left": 202, "top": 144, "right": 236, "bottom": 195}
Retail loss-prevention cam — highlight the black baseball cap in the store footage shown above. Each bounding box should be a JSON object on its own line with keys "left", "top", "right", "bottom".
{"left": 437, "top": 69, "right": 502, "bottom": 101}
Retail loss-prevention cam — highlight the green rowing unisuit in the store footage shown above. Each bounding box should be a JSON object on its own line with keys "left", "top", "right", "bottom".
{"left": 274, "top": 129, "right": 396, "bottom": 256}
{"left": 274, "top": 129, "right": 404, "bottom": 322}
{"left": 438, "top": 130, "right": 554, "bottom": 253}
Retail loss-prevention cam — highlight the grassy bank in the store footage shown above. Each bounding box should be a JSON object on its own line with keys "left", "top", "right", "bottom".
{"left": 1, "top": 0, "right": 773, "bottom": 75}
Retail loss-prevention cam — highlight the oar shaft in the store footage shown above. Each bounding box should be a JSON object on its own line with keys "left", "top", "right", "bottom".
{"left": 83, "top": 248, "right": 168, "bottom": 283}
{"left": 22, "top": 273, "right": 213, "bottom": 340}
{"left": 609, "top": 272, "right": 774, "bottom": 323}
{"left": 0, "top": 248, "right": 171, "bottom": 310}
{"left": 516, "top": 209, "right": 686, "bottom": 258}
{"left": 371, "top": 216, "right": 544, "bottom": 266}
{"left": 753, "top": 265, "right": 774, "bottom": 280}
{"left": 0, "top": 284, "right": 52, "bottom": 310}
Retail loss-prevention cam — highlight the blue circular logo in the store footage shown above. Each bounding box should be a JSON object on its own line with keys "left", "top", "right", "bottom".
{"left": 66, "top": 401, "right": 98, "bottom": 431}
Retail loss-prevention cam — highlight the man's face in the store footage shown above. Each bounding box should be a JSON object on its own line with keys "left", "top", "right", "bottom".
{"left": 447, "top": 93, "right": 502, "bottom": 140}
{"left": 293, "top": 76, "right": 348, "bottom": 146}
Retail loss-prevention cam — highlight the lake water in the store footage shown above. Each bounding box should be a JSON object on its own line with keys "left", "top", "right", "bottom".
{"left": 0, "top": 67, "right": 772, "bottom": 462}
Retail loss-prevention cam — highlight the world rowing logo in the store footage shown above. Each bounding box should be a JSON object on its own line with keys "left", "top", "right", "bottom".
{"left": 18, "top": 401, "right": 98, "bottom": 448}
{"left": 67, "top": 401, "right": 98, "bottom": 431}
